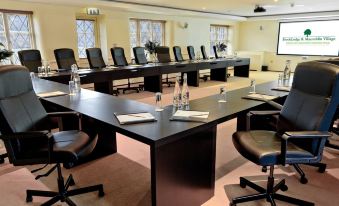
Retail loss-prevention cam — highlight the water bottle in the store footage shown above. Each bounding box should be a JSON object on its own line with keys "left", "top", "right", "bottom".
{"left": 182, "top": 73, "right": 190, "bottom": 106}
{"left": 283, "top": 60, "right": 291, "bottom": 81}
{"left": 71, "top": 64, "right": 81, "bottom": 93}
{"left": 173, "top": 73, "right": 182, "bottom": 108}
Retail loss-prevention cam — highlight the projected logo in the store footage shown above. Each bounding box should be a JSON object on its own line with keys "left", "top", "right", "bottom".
{"left": 282, "top": 29, "right": 336, "bottom": 45}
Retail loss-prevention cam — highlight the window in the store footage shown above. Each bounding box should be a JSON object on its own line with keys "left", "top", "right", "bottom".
{"left": 0, "top": 10, "right": 35, "bottom": 64}
{"left": 76, "top": 19, "right": 97, "bottom": 58}
{"left": 210, "top": 25, "right": 229, "bottom": 55}
{"left": 129, "top": 19, "right": 165, "bottom": 55}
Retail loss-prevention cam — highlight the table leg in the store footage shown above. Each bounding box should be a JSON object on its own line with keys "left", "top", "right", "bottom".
{"left": 210, "top": 68, "right": 227, "bottom": 82}
{"left": 234, "top": 65, "right": 250, "bottom": 77}
{"left": 186, "top": 71, "right": 199, "bottom": 87}
{"left": 144, "top": 75, "right": 162, "bottom": 92}
{"left": 94, "top": 81, "right": 114, "bottom": 95}
{"left": 151, "top": 125, "right": 217, "bottom": 206}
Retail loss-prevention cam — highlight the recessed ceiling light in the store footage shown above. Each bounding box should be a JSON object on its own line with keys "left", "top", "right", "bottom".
{"left": 202, "top": 7, "right": 206, "bottom": 10}
{"left": 274, "top": 0, "right": 278, "bottom": 2}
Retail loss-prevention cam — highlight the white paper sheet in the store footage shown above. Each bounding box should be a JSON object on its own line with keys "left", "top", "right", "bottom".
{"left": 37, "top": 91, "right": 68, "bottom": 98}
{"left": 115, "top": 112, "right": 156, "bottom": 124}
{"left": 173, "top": 110, "right": 209, "bottom": 119}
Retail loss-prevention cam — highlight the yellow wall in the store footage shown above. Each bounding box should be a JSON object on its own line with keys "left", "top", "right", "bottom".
{"left": 0, "top": 0, "right": 239, "bottom": 67}
{"left": 238, "top": 20, "right": 330, "bottom": 71}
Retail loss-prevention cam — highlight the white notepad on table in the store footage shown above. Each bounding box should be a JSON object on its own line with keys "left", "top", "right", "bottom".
{"left": 171, "top": 110, "right": 209, "bottom": 122}
{"left": 243, "top": 93, "right": 277, "bottom": 102}
{"left": 114, "top": 112, "right": 156, "bottom": 125}
{"left": 37, "top": 91, "right": 68, "bottom": 98}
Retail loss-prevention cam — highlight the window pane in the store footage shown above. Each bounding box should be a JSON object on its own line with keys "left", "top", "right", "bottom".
{"left": 152, "top": 22, "right": 163, "bottom": 45}
{"left": 76, "top": 19, "right": 96, "bottom": 58}
{"left": 210, "top": 25, "right": 228, "bottom": 55}
{"left": 0, "top": 14, "right": 6, "bottom": 47}
{"left": 140, "top": 20, "right": 152, "bottom": 46}
{"left": 6, "top": 13, "right": 33, "bottom": 64}
{"left": 129, "top": 20, "right": 137, "bottom": 56}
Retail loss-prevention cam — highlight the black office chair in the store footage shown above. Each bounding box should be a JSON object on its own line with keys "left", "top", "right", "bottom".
{"left": 187, "top": 46, "right": 209, "bottom": 82}
{"left": 111, "top": 47, "right": 140, "bottom": 94}
{"left": 155, "top": 46, "right": 175, "bottom": 87}
{"left": 18, "top": 49, "right": 42, "bottom": 73}
{"left": 230, "top": 61, "right": 339, "bottom": 206}
{"left": 201, "top": 45, "right": 208, "bottom": 60}
{"left": 213, "top": 45, "right": 219, "bottom": 59}
{"left": 173, "top": 46, "right": 184, "bottom": 62}
{"left": 86, "top": 48, "right": 106, "bottom": 69}
{"left": 187, "top": 46, "right": 195, "bottom": 60}
{"left": 0, "top": 65, "right": 104, "bottom": 206}
{"left": 133, "top": 47, "right": 148, "bottom": 65}
{"left": 54, "top": 48, "right": 78, "bottom": 71}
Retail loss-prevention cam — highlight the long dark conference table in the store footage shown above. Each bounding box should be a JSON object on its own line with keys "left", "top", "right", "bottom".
{"left": 32, "top": 77, "right": 288, "bottom": 206}
{"left": 41, "top": 57, "right": 250, "bottom": 94}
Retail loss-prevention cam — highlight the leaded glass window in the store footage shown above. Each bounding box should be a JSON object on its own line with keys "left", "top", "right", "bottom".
{"left": 210, "top": 25, "right": 229, "bottom": 55}
{"left": 76, "top": 19, "right": 96, "bottom": 58}
{"left": 0, "top": 12, "right": 35, "bottom": 64}
{"left": 129, "top": 19, "right": 165, "bottom": 56}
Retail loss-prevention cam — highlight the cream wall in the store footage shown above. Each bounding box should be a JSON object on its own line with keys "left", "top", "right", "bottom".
{"left": 238, "top": 20, "right": 330, "bottom": 72}
{"left": 0, "top": 0, "right": 239, "bottom": 67}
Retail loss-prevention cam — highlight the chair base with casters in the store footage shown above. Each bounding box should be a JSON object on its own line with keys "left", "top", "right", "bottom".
{"left": 200, "top": 74, "right": 210, "bottom": 82}
{"left": 162, "top": 75, "right": 175, "bottom": 87}
{"left": 117, "top": 79, "right": 140, "bottom": 94}
{"left": 26, "top": 163, "right": 104, "bottom": 206}
{"left": 230, "top": 166, "right": 314, "bottom": 206}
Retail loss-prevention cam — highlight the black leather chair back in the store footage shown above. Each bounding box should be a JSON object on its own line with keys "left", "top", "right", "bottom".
{"left": 133, "top": 47, "right": 148, "bottom": 65}
{"left": 111, "top": 47, "right": 128, "bottom": 66}
{"left": 18, "top": 50, "right": 42, "bottom": 73}
{"left": 173, "top": 46, "right": 184, "bottom": 62}
{"left": 0, "top": 65, "right": 48, "bottom": 134}
{"left": 187, "top": 46, "right": 195, "bottom": 60}
{"left": 317, "top": 60, "right": 339, "bottom": 66}
{"left": 277, "top": 62, "right": 339, "bottom": 154}
{"left": 86, "top": 48, "right": 106, "bottom": 69}
{"left": 155, "top": 46, "right": 171, "bottom": 63}
{"left": 201, "top": 45, "right": 208, "bottom": 60}
{"left": 54, "top": 48, "right": 77, "bottom": 70}
{"left": 213, "top": 45, "right": 219, "bottom": 59}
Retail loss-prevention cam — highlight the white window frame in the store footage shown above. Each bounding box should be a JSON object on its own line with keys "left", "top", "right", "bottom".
{"left": 210, "top": 24, "right": 230, "bottom": 55}
{"left": 76, "top": 17, "right": 99, "bottom": 59}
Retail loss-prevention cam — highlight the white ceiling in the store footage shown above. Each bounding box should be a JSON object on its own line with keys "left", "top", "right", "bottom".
{"left": 15, "top": 0, "right": 339, "bottom": 19}
{"left": 104, "top": 0, "right": 339, "bottom": 17}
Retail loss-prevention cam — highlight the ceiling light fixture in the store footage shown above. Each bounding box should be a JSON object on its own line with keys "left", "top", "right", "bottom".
{"left": 254, "top": 5, "right": 266, "bottom": 13}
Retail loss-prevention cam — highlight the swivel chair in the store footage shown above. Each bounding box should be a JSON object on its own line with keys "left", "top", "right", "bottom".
{"left": 200, "top": 45, "right": 208, "bottom": 60}
{"left": 0, "top": 65, "right": 105, "bottom": 206}
{"left": 173, "top": 46, "right": 184, "bottom": 62}
{"left": 18, "top": 49, "right": 42, "bottom": 73}
{"left": 54, "top": 48, "right": 78, "bottom": 71}
{"left": 230, "top": 61, "right": 339, "bottom": 206}
{"left": 213, "top": 45, "right": 220, "bottom": 59}
{"left": 133, "top": 47, "right": 148, "bottom": 65}
{"left": 155, "top": 46, "right": 175, "bottom": 87}
{"left": 86, "top": 48, "right": 106, "bottom": 69}
{"left": 111, "top": 47, "right": 140, "bottom": 94}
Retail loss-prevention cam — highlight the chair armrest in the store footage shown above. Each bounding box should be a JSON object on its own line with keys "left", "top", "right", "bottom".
{"left": 2, "top": 131, "right": 52, "bottom": 140}
{"left": 47, "top": 111, "right": 80, "bottom": 118}
{"left": 47, "top": 112, "right": 81, "bottom": 131}
{"left": 280, "top": 131, "right": 331, "bottom": 165}
{"left": 246, "top": 110, "right": 280, "bottom": 131}
{"left": 267, "top": 100, "right": 283, "bottom": 110}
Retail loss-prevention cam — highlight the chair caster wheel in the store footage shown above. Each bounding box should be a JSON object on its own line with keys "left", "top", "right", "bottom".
{"left": 262, "top": 166, "right": 267, "bottom": 173}
{"left": 280, "top": 184, "right": 288, "bottom": 192}
{"left": 99, "top": 191, "right": 105, "bottom": 197}
{"left": 137, "top": 90, "right": 139, "bottom": 93}
{"left": 26, "top": 195, "right": 33, "bottom": 203}
{"left": 69, "top": 177, "right": 75, "bottom": 186}
{"left": 0, "top": 158, "right": 4, "bottom": 164}
{"left": 240, "top": 178, "right": 246, "bottom": 188}
{"left": 229, "top": 202, "right": 236, "bottom": 206}
{"left": 300, "top": 177, "right": 308, "bottom": 184}
{"left": 318, "top": 165, "right": 326, "bottom": 173}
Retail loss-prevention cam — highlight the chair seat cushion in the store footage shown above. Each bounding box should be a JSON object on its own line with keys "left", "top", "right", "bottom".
{"left": 232, "top": 130, "right": 314, "bottom": 166}
{"left": 50, "top": 130, "right": 97, "bottom": 163}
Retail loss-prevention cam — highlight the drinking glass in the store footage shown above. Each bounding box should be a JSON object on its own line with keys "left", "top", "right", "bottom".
{"left": 218, "top": 86, "right": 227, "bottom": 103}
{"left": 249, "top": 79, "right": 256, "bottom": 94}
{"left": 278, "top": 74, "right": 283, "bottom": 86}
{"left": 196, "top": 51, "right": 201, "bottom": 61}
{"left": 69, "top": 81, "right": 76, "bottom": 95}
{"left": 38, "top": 66, "right": 45, "bottom": 77}
{"left": 155, "top": 92, "right": 164, "bottom": 112}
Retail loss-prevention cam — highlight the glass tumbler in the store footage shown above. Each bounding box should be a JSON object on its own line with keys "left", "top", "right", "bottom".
{"left": 218, "top": 86, "right": 227, "bottom": 103}
{"left": 155, "top": 92, "right": 163, "bottom": 112}
{"left": 249, "top": 79, "right": 256, "bottom": 94}
{"left": 69, "top": 81, "right": 76, "bottom": 95}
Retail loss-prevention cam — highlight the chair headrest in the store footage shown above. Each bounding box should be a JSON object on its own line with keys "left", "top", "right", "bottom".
{"left": 292, "top": 61, "right": 339, "bottom": 97}
{"left": 0, "top": 65, "right": 32, "bottom": 99}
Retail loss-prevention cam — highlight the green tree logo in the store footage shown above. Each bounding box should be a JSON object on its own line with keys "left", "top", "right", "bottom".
{"left": 304, "top": 29, "right": 312, "bottom": 37}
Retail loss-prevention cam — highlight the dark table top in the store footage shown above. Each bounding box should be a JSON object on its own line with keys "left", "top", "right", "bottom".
{"left": 33, "top": 78, "right": 288, "bottom": 147}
